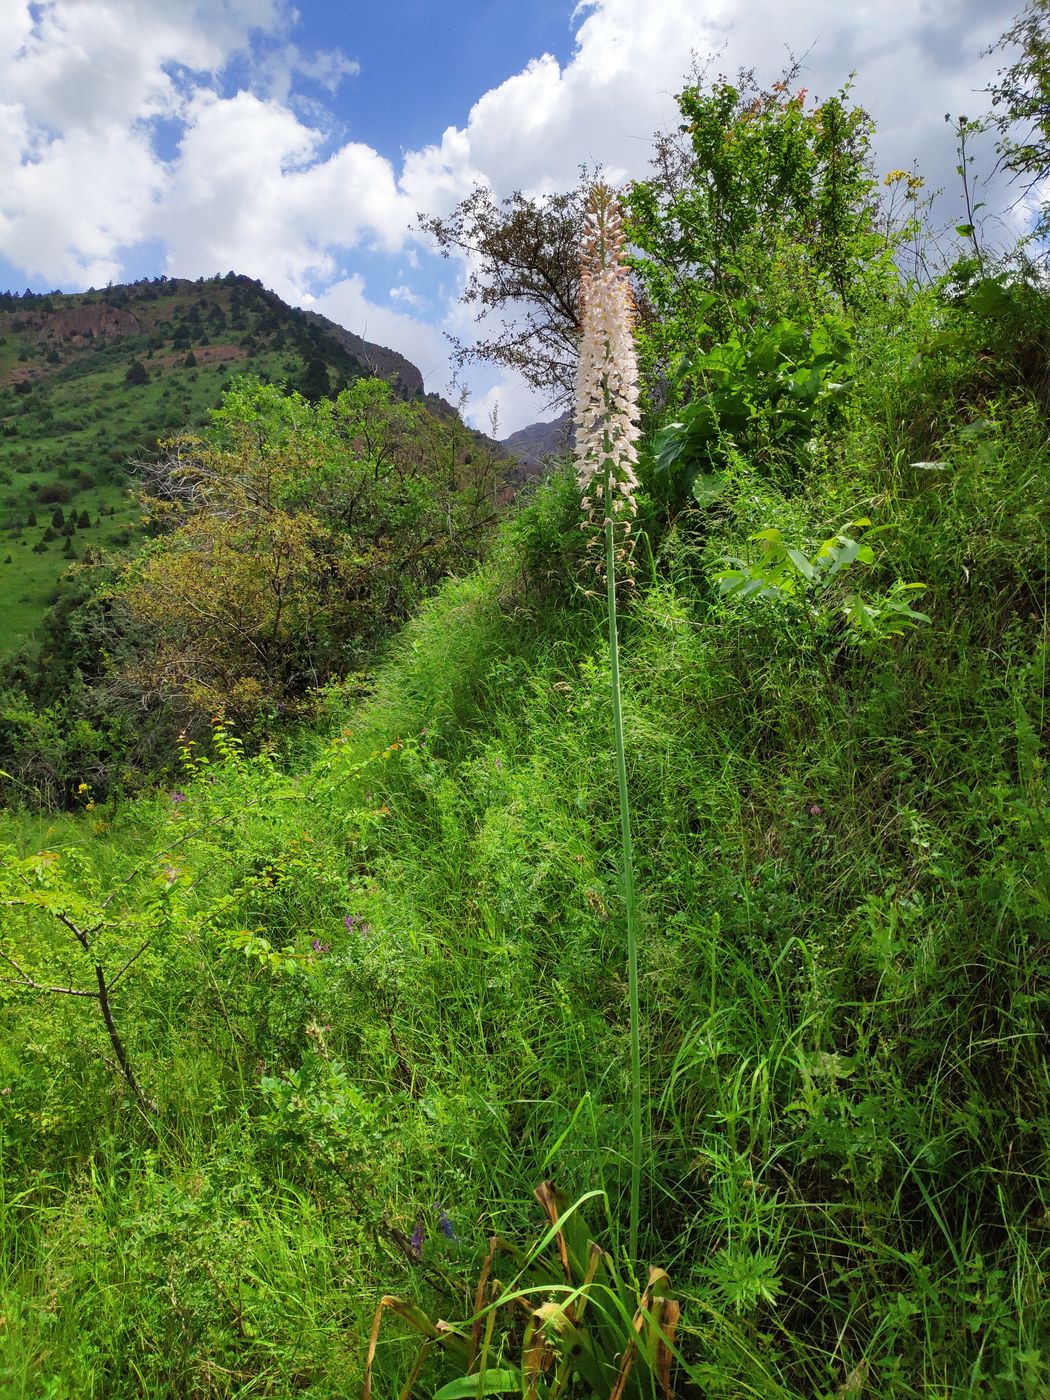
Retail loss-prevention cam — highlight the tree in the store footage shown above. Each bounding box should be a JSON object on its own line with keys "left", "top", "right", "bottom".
{"left": 988, "top": 0, "right": 1050, "bottom": 242}
{"left": 625, "top": 69, "right": 883, "bottom": 377}
{"left": 118, "top": 377, "right": 501, "bottom": 729}
{"left": 297, "top": 356, "right": 331, "bottom": 402}
{"left": 420, "top": 181, "right": 590, "bottom": 404}
{"left": 125, "top": 360, "right": 148, "bottom": 386}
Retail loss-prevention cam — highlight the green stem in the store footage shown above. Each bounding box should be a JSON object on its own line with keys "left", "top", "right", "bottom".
{"left": 604, "top": 458, "right": 643, "bottom": 1263}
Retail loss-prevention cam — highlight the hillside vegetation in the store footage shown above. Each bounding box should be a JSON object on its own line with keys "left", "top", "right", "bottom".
{"left": 0, "top": 274, "right": 447, "bottom": 656}
{"left": 0, "top": 48, "right": 1048, "bottom": 1400}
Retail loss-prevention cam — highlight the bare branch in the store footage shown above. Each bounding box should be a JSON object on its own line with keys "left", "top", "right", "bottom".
{"left": 110, "top": 940, "right": 153, "bottom": 988}
{"left": 0, "top": 949, "right": 100, "bottom": 998}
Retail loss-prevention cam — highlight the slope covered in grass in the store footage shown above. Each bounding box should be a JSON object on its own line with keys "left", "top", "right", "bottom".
{"left": 0, "top": 272, "right": 1047, "bottom": 1400}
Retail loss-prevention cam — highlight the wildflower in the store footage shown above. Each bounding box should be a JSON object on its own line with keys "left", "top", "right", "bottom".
{"left": 312, "top": 938, "right": 331, "bottom": 954}
{"left": 435, "top": 1205, "right": 456, "bottom": 1240}
{"left": 808, "top": 804, "right": 824, "bottom": 818}
{"left": 574, "top": 185, "right": 641, "bottom": 570}
{"left": 170, "top": 791, "right": 187, "bottom": 804}
{"left": 410, "top": 1220, "right": 424, "bottom": 1257}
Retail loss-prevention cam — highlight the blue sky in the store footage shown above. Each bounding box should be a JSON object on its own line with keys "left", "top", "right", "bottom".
{"left": 0, "top": 0, "right": 1023, "bottom": 433}
{"left": 286, "top": 2, "right": 579, "bottom": 155}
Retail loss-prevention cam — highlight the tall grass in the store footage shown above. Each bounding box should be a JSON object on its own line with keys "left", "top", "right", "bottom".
{"left": 0, "top": 280, "right": 1046, "bottom": 1396}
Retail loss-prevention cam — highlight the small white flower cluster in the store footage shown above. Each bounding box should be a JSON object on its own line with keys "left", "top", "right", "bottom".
{"left": 574, "top": 185, "right": 641, "bottom": 545}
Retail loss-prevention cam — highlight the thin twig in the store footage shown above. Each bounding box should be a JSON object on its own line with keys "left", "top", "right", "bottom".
{"left": 109, "top": 940, "right": 152, "bottom": 988}
{"left": 0, "top": 945, "right": 100, "bottom": 999}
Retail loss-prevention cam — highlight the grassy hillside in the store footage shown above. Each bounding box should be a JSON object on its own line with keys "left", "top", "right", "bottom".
{"left": 0, "top": 276, "right": 432, "bottom": 655}
{"left": 0, "top": 266, "right": 1046, "bottom": 1397}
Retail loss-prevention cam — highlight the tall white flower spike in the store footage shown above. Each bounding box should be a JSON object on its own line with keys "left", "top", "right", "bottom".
{"left": 574, "top": 184, "right": 645, "bottom": 1263}
{"left": 574, "top": 184, "right": 641, "bottom": 553}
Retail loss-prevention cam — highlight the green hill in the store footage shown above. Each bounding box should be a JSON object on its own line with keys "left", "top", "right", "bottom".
{"left": 0, "top": 275, "right": 440, "bottom": 656}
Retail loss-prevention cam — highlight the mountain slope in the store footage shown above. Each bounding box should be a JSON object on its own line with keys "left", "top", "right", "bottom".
{"left": 500, "top": 408, "right": 574, "bottom": 478}
{"left": 0, "top": 275, "right": 479, "bottom": 655}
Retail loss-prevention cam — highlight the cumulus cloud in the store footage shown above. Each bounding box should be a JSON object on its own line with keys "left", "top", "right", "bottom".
{"left": 390, "top": 285, "right": 428, "bottom": 310}
{"left": 0, "top": 0, "right": 304, "bottom": 285}
{"left": 155, "top": 91, "right": 411, "bottom": 298}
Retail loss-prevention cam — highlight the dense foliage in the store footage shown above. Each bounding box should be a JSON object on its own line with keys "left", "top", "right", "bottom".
{"left": 0, "top": 30, "right": 1048, "bottom": 1400}
{"left": 0, "top": 376, "right": 502, "bottom": 803}
{"left": 0, "top": 273, "right": 419, "bottom": 655}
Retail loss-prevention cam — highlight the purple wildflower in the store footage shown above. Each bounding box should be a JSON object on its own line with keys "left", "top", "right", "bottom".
{"left": 435, "top": 1206, "right": 456, "bottom": 1240}
{"left": 170, "top": 791, "right": 187, "bottom": 804}
{"left": 410, "top": 1221, "right": 424, "bottom": 1257}
{"left": 344, "top": 915, "right": 355, "bottom": 932}
{"left": 312, "top": 939, "right": 330, "bottom": 954}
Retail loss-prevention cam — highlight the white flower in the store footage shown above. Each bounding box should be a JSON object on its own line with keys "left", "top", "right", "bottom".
{"left": 574, "top": 185, "right": 640, "bottom": 525}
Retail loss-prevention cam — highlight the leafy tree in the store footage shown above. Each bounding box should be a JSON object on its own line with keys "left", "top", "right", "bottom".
{"left": 297, "top": 356, "right": 332, "bottom": 402}
{"left": 117, "top": 377, "right": 501, "bottom": 729}
{"left": 988, "top": 0, "right": 1050, "bottom": 242}
{"left": 125, "top": 360, "right": 148, "bottom": 386}
{"left": 625, "top": 71, "right": 885, "bottom": 379}
{"left": 420, "top": 181, "right": 590, "bottom": 402}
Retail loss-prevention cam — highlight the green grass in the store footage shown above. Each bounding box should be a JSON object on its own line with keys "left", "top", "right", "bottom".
{"left": 0, "top": 283, "right": 1046, "bottom": 1396}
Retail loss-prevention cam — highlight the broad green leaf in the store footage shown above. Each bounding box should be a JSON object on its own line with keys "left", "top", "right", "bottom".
{"left": 691, "top": 472, "right": 726, "bottom": 507}
{"left": 433, "top": 1370, "right": 523, "bottom": 1398}
{"left": 823, "top": 537, "right": 860, "bottom": 580}
{"left": 785, "top": 548, "right": 817, "bottom": 580}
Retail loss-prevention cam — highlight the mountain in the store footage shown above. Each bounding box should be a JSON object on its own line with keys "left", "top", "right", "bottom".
{"left": 0, "top": 274, "right": 492, "bottom": 656}
{"left": 500, "top": 409, "right": 574, "bottom": 480}
{"left": 302, "top": 309, "right": 424, "bottom": 396}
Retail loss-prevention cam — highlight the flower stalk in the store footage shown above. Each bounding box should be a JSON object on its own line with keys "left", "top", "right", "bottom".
{"left": 575, "top": 184, "right": 644, "bottom": 1261}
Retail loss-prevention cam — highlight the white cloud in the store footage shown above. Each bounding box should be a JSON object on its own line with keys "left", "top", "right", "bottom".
{"left": 256, "top": 43, "right": 360, "bottom": 105}
{"left": 390, "top": 284, "right": 427, "bottom": 310}
{"left": 464, "top": 375, "right": 555, "bottom": 439}
{"left": 157, "top": 92, "right": 413, "bottom": 297}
